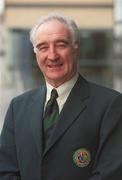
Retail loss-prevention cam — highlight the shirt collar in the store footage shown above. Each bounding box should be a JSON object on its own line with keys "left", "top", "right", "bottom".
{"left": 45, "top": 73, "right": 79, "bottom": 103}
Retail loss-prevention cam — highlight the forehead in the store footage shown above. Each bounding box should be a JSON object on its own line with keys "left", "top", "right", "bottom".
{"left": 34, "top": 20, "right": 72, "bottom": 44}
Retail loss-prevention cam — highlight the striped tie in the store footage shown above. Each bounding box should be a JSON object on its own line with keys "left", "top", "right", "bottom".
{"left": 43, "top": 89, "right": 59, "bottom": 147}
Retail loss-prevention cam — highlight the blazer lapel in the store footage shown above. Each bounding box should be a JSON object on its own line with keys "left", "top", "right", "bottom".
{"left": 43, "top": 75, "right": 89, "bottom": 156}
{"left": 29, "top": 86, "right": 46, "bottom": 156}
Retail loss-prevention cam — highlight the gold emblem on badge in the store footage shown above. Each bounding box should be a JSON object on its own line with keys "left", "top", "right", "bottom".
{"left": 73, "top": 148, "right": 91, "bottom": 167}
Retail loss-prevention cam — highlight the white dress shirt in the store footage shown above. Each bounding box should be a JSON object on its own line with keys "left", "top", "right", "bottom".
{"left": 45, "top": 73, "right": 79, "bottom": 113}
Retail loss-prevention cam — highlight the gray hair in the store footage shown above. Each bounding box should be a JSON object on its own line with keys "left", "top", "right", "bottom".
{"left": 30, "top": 13, "right": 80, "bottom": 46}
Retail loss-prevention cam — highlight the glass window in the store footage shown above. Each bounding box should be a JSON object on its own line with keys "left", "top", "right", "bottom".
{"left": 79, "top": 30, "right": 113, "bottom": 88}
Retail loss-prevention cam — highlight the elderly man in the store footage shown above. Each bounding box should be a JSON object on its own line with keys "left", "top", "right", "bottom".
{"left": 0, "top": 13, "right": 122, "bottom": 180}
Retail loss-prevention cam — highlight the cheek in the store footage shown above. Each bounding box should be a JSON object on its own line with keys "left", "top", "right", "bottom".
{"left": 36, "top": 54, "right": 44, "bottom": 67}
{"left": 66, "top": 53, "right": 76, "bottom": 66}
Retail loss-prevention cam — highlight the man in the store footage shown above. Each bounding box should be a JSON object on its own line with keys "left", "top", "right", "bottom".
{"left": 0, "top": 13, "right": 122, "bottom": 180}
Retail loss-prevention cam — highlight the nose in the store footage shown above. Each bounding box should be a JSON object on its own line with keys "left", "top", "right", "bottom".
{"left": 48, "top": 46, "right": 59, "bottom": 60}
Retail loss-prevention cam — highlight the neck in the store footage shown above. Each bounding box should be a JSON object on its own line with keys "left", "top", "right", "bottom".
{"left": 46, "top": 72, "right": 78, "bottom": 88}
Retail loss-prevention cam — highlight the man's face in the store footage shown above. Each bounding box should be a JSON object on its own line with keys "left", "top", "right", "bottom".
{"left": 34, "top": 20, "right": 79, "bottom": 87}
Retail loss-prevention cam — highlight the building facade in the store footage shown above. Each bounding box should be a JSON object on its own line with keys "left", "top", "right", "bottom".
{"left": 4, "top": 0, "right": 122, "bottom": 92}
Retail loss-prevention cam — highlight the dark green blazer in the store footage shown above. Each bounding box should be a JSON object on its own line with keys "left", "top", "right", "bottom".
{"left": 0, "top": 75, "right": 122, "bottom": 180}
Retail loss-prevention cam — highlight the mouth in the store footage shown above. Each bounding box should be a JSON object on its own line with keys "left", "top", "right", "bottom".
{"left": 47, "top": 63, "right": 63, "bottom": 69}
{"left": 48, "top": 64, "right": 62, "bottom": 68}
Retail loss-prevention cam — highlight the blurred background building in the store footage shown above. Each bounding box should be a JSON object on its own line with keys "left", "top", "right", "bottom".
{"left": 0, "top": 0, "right": 122, "bottom": 131}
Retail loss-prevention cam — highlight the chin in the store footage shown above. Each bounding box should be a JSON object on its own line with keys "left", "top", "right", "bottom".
{"left": 47, "top": 74, "right": 65, "bottom": 83}
{"left": 48, "top": 76, "right": 63, "bottom": 82}
{"left": 47, "top": 71, "right": 64, "bottom": 78}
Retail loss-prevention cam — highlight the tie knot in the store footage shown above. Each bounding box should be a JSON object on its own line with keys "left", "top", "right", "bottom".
{"left": 51, "top": 89, "right": 58, "bottom": 100}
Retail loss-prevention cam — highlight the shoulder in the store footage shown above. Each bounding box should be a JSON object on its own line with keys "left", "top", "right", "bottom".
{"left": 78, "top": 74, "right": 121, "bottom": 98}
{"left": 88, "top": 81, "right": 121, "bottom": 97}
{"left": 86, "top": 80, "right": 122, "bottom": 109}
{"left": 11, "top": 85, "right": 46, "bottom": 106}
{"left": 78, "top": 75, "right": 121, "bottom": 104}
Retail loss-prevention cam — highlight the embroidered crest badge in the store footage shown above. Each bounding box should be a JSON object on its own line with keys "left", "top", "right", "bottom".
{"left": 73, "top": 148, "right": 91, "bottom": 167}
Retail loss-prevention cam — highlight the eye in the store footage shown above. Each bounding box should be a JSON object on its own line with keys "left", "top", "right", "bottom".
{"left": 37, "top": 45, "right": 48, "bottom": 52}
{"left": 56, "top": 42, "right": 68, "bottom": 49}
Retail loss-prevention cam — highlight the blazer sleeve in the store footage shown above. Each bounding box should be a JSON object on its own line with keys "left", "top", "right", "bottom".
{"left": 0, "top": 100, "right": 20, "bottom": 180}
{"left": 89, "top": 94, "right": 122, "bottom": 180}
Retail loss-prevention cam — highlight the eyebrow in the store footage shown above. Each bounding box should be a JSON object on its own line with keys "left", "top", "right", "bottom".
{"left": 35, "top": 38, "right": 70, "bottom": 48}
{"left": 36, "top": 42, "right": 47, "bottom": 48}
{"left": 55, "top": 39, "right": 69, "bottom": 44}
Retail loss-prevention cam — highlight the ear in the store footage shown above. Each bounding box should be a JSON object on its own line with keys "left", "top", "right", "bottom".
{"left": 74, "top": 43, "right": 80, "bottom": 56}
{"left": 33, "top": 47, "right": 36, "bottom": 53}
